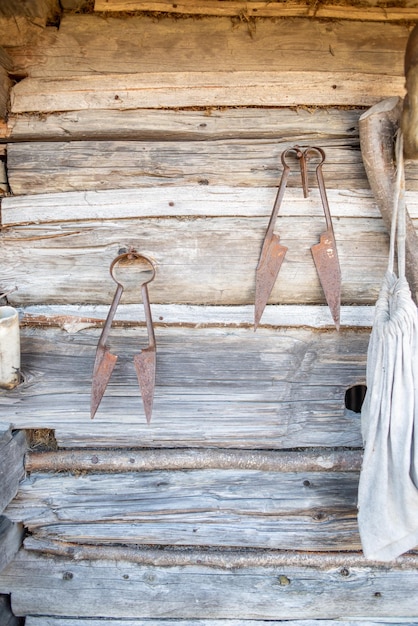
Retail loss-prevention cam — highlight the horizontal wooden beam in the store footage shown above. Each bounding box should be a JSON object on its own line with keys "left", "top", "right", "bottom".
{"left": 3, "top": 544, "right": 418, "bottom": 619}
{"left": 26, "top": 615, "right": 418, "bottom": 626}
{"left": 19, "top": 304, "right": 375, "bottom": 330}
{"left": 0, "top": 326, "right": 366, "bottom": 449}
{"left": 4, "top": 107, "right": 363, "bottom": 142}
{"left": 26, "top": 447, "right": 363, "bottom": 473}
{"left": 94, "top": 0, "right": 418, "bottom": 21}
{"left": 10, "top": 71, "right": 405, "bottom": 113}
{"left": 0, "top": 213, "right": 390, "bottom": 306}
{"left": 0, "top": 426, "right": 27, "bottom": 514}
{"left": 5, "top": 466, "right": 362, "bottom": 550}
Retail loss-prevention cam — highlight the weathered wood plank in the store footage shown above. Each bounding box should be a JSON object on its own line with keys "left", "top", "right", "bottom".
{"left": 4, "top": 469, "right": 361, "bottom": 550}
{"left": 8, "top": 15, "right": 409, "bottom": 112}
{"left": 15, "top": 15, "right": 409, "bottom": 80}
{"left": 19, "top": 304, "right": 375, "bottom": 330}
{"left": 0, "top": 213, "right": 391, "bottom": 305}
{"left": 10, "top": 70, "right": 405, "bottom": 113}
{"left": 94, "top": 0, "right": 418, "bottom": 21}
{"left": 3, "top": 548, "right": 418, "bottom": 619}
{"left": 0, "top": 518, "right": 23, "bottom": 575}
{"left": 1, "top": 187, "right": 381, "bottom": 226}
{"left": 5, "top": 140, "right": 374, "bottom": 195}
{"left": 0, "top": 1, "right": 59, "bottom": 49}
{"left": 0, "top": 426, "right": 27, "bottom": 513}
{"left": 1, "top": 326, "right": 366, "bottom": 448}
{"left": 23, "top": 616, "right": 418, "bottom": 626}
{"left": 5, "top": 107, "right": 362, "bottom": 142}
{"left": 0, "top": 594, "right": 21, "bottom": 626}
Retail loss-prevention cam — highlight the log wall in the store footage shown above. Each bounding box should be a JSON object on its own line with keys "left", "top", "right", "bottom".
{"left": 0, "top": 2, "right": 418, "bottom": 623}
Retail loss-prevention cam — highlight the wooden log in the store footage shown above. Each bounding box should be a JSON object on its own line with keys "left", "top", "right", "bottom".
{"left": 19, "top": 303, "right": 376, "bottom": 330}
{"left": 0, "top": 326, "right": 367, "bottom": 448}
{"left": 26, "top": 448, "right": 363, "bottom": 473}
{"left": 359, "top": 97, "right": 418, "bottom": 302}
{"left": 10, "top": 70, "right": 405, "bottom": 113}
{"left": 3, "top": 546, "right": 418, "bottom": 619}
{"left": 0, "top": 518, "right": 23, "bottom": 575}
{"left": 0, "top": 1, "right": 60, "bottom": 48}
{"left": 4, "top": 468, "right": 361, "bottom": 550}
{"left": 0, "top": 594, "right": 21, "bottom": 626}
{"left": 8, "top": 15, "right": 409, "bottom": 113}
{"left": 0, "top": 425, "right": 26, "bottom": 514}
{"left": 5, "top": 107, "right": 363, "bottom": 142}
{"left": 14, "top": 15, "right": 409, "bottom": 80}
{"left": 94, "top": 0, "right": 418, "bottom": 21}
{"left": 25, "top": 615, "right": 418, "bottom": 626}
{"left": 5, "top": 140, "right": 373, "bottom": 195}
{"left": 0, "top": 212, "right": 392, "bottom": 306}
{"left": 0, "top": 186, "right": 383, "bottom": 226}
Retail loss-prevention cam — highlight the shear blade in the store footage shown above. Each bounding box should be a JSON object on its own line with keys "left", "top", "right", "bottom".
{"left": 133, "top": 347, "right": 156, "bottom": 424}
{"left": 91, "top": 350, "right": 118, "bottom": 419}
{"left": 311, "top": 229, "right": 341, "bottom": 330}
{"left": 254, "top": 235, "right": 288, "bottom": 329}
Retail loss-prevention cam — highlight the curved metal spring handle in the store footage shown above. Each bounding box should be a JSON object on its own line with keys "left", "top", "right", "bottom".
{"left": 97, "top": 251, "right": 156, "bottom": 353}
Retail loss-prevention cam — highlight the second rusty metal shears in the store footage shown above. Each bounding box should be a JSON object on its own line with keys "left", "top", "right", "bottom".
{"left": 254, "top": 146, "right": 341, "bottom": 330}
{"left": 91, "top": 250, "right": 157, "bottom": 423}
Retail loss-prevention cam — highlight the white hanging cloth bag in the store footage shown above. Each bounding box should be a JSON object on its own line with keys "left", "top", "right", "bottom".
{"left": 358, "top": 132, "right": 418, "bottom": 561}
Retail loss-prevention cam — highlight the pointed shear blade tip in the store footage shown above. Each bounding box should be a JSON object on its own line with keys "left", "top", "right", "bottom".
{"left": 133, "top": 348, "right": 156, "bottom": 423}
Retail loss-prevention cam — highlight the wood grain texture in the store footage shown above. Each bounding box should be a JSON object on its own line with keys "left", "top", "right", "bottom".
{"left": 5, "top": 107, "right": 362, "bottom": 142}
{"left": 16, "top": 15, "right": 409, "bottom": 79}
{"left": 94, "top": 0, "right": 418, "bottom": 21}
{"left": 0, "top": 426, "right": 26, "bottom": 513}
{"left": 10, "top": 70, "right": 405, "bottom": 113}
{"left": 4, "top": 468, "right": 361, "bottom": 550}
{"left": 1, "top": 186, "right": 382, "bottom": 226}
{"left": 0, "top": 593, "right": 21, "bottom": 626}
{"left": 8, "top": 15, "right": 408, "bottom": 112}
{"left": 25, "top": 615, "right": 418, "bottom": 626}
{"left": 0, "top": 212, "right": 390, "bottom": 306}
{"left": 19, "top": 303, "right": 375, "bottom": 330}
{"left": 26, "top": 448, "right": 363, "bottom": 473}
{"left": 3, "top": 548, "right": 418, "bottom": 619}
{"left": 0, "top": 326, "right": 366, "bottom": 448}
{"left": 5, "top": 140, "right": 373, "bottom": 195}
{"left": 0, "top": 518, "right": 23, "bottom": 575}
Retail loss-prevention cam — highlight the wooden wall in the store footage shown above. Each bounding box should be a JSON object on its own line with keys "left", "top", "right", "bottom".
{"left": 1, "top": 1, "right": 418, "bottom": 623}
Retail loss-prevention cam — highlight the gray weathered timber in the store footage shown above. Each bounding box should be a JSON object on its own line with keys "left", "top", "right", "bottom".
{"left": 5, "top": 107, "right": 363, "bottom": 142}
{"left": 1, "top": 187, "right": 382, "bottom": 227}
{"left": 19, "top": 304, "right": 375, "bottom": 331}
{"left": 0, "top": 215, "right": 389, "bottom": 306}
{"left": 10, "top": 71, "right": 405, "bottom": 112}
{"left": 2, "top": 548, "right": 418, "bottom": 619}
{"left": 0, "top": 425, "right": 26, "bottom": 513}
{"left": 25, "top": 616, "right": 418, "bottom": 626}
{"left": 0, "top": 594, "right": 21, "bottom": 626}
{"left": 0, "top": 518, "right": 23, "bottom": 574}
{"left": 26, "top": 448, "right": 363, "bottom": 473}
{"left": 4, "top": 469, "right": 361, "bottom": 550}
{"left": 0, "top": 326, "right": 366, "bottom": 448}
{"left": 3, "top": 139, "right": 391, "bottom": 195}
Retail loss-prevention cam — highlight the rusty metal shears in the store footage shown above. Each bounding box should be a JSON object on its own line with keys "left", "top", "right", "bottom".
{"left": 254, "top": 146, "right": 341, "bottom": 330}
{"left": 91, "top": 251, "right": 157, "bottom": 423}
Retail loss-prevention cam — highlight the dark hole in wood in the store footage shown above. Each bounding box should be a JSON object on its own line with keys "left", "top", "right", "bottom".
{"left": 345, "top": 384, "right": 367, "bottom": 414}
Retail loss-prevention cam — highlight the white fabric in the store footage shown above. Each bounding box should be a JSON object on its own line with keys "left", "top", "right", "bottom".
{"left": 358, "top": 132, "right": 418, "bottom": 561}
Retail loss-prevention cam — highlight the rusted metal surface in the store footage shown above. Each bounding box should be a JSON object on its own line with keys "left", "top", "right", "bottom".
{"left": 255, "top": 146, "right": 341, "bottom": 330}
{"left": 90, "top": 250, "right": 156, "bottom": 423}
